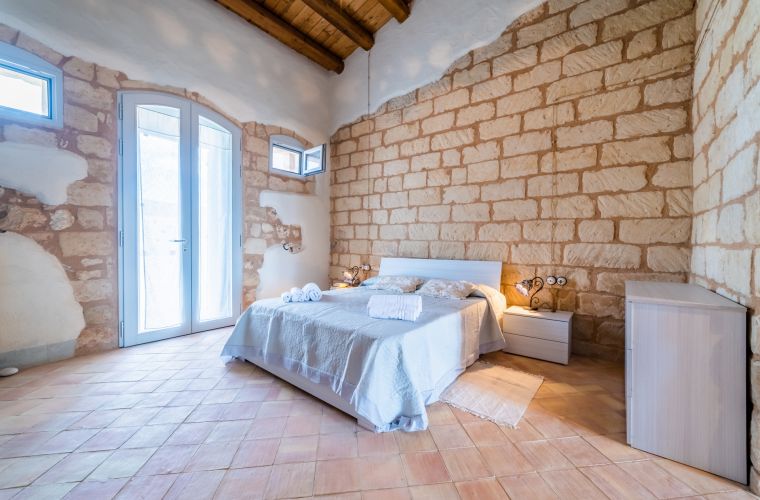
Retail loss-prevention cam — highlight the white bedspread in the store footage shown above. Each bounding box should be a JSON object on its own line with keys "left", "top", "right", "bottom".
{"left": 221, "top": 286, "right": 506, "bottom": 431}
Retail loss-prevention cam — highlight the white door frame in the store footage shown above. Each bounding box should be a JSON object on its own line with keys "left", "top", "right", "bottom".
{"left": 118, "top": 91, "right": 242, "bottom": 347}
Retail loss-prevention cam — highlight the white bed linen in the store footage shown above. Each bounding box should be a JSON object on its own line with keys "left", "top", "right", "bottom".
{"left": 221, "top": 286, "right": 506, "bottom": 431}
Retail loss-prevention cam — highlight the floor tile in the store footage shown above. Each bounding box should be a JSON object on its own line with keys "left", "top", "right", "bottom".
{"left": 515, "top": 440, "right": 574, "bottom": 471}
{"left": 358, "top": 455, "right": 406, "bottom": 490}
{"left": 618, "top": 459, "right": 698, "bottom": 498}
{"left": 540, "top": 468, "right": 608, "bottom": 499}
{"left": 121, "top": 423, "right": 177, "bottom": 449}
{"left": 401, "top": 451, "right": 450, "bottom": 486}
{"left": 498, "top": 472, "right": 559, "bottom": 500}
{"left": 115, "top": 473, "right": 178, "bottom": 499}
{"left": 478, "top": 442, "right": 535, "bottom": 476}
{"left": 455, "top": 477, "right": 509, "bottom": 499}
{"left": 439, "top": 447, "right": 490, "bottom": 482}
{"left": 184, "top": 441, "right": 239, "bottom": 472}
{"left": 361, "top": 487, "right": 412, "bottom": 500}
{"left": 580, "top": 463, "right": 657, "bottom": 499}
{"left": 164, "top": 470, "right": 225, "bottom": 500}
{"left": 358, "top": 431, "right": 399, "bottom": 456}
{"left": 549, "top": 436, "right": 610, "bottom": 467}
{"left": 231, "top": 438, "right": 279, "bottom": 468}
{"left": 214, "top": 467, "right": 270, "bottom": 499}
{"left": 407, "top": 483, "right": 459, "bottom": 500}
{"left": 87, "top": 447, "right": 156, "bottom": 480}
{"left": 0, "top": 454, "right": 66, "bottom": 489}
{"left": 137, "top": 444, "right": 197, "bottom": 475}
{"left": 317, "top": 432, "right": 358, "bottom": 460}
{"left": 33, "top": 451, "right": 112, "bottom": 485}
{"left": 64, "top": 478, "right": 128, "bottom": 500}
{"left": 428, "top": 424, "right": 473, "bottom": 449}
{"left": 274, "top": 435, "right": 318, "bottom": 464}
{"left": 264, "top": 462, "right": 315, "bottom": 499}
{"left": 314, "top": 458, "right": 361, "bottom": 495}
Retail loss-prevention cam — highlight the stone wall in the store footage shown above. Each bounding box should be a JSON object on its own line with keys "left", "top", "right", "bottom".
{"left": 689, "top": 0, "right": 760, "bottom": 490}
{"left": 0, "top": 24, "right": 313, "bottom": 364}
{"left": 330, "top": 0, "right": 696, "bottom": 360}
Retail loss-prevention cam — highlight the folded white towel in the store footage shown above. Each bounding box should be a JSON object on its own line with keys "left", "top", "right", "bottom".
{"left": 367, "top": 294, "right": 422, "bottom": 322}
{"left": 290, "top": 287, "right": 307, "bottom": 302}
{"left": 302, "top": 282, "right": 322, "bottom": 302}
{"left": 281, "top": 291, "right": 293, "bottom": 303}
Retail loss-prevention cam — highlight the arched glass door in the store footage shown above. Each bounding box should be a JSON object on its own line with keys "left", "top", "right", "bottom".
{"left": 118, "top": 92, "right": 242, "bottom": 346}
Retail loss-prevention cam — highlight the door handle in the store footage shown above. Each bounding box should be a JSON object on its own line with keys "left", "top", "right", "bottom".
{"left": 169, "top": 239, "right": 187, "bottom": 243}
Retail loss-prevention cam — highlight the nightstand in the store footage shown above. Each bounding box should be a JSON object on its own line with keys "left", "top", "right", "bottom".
{"left": 330, "top": 283, "right": 359, "bottom": 291}
{"left": 502, "top": 306, "right": 573, "bottom": 365}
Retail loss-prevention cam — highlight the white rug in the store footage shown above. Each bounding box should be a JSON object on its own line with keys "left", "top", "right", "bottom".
{"left": 440, "top": 361, "right": 543, "bottom": 428}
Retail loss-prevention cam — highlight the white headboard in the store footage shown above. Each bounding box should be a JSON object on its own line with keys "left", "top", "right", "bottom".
{"left": 379, "top": 258, "right": 502, "bottom": 290}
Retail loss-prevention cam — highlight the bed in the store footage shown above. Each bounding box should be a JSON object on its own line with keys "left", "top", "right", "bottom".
{"left": 221, "top": 257, "right": 506, "bottom": 432}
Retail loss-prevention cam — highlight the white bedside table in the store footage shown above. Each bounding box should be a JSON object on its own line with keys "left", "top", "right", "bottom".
{"left": 502, "top": 306, "right": 573, "bottom": 365}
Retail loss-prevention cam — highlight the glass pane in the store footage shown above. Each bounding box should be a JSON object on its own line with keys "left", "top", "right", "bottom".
{"left": 0, "top": 65, "right": 50, "bottom": 117}
{"left": 271, "top": 144, "right": 301, "bottom": 174}
{"left": 136, "top": 105, "right": 184, "bottom": 332}
{"left": 198, "top": 115, "right": 233, "bottom": 322}
{"left": 304, "top": 146, "right": 324, "bottom": 174}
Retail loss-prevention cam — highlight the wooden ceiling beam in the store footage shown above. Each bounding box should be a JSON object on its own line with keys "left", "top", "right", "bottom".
{"left": 301, "top": 0, "right": 374, "bottom": 51}
{"left": 215, "top": 0, "right": 345, "bottom": 73}
{"left": 377, "top": 0, "right": 410, "bottom": 23}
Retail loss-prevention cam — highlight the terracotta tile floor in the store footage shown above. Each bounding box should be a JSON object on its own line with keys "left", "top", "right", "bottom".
{"left": 0, "top": 328, "right": 753, "bottom": 499}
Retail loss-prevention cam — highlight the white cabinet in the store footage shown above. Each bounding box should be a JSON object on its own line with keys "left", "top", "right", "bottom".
{"left": 503, "top": 306, "right": 572, "bottom": 364}
{"left": 626, "top": 281, "right": 747, "bottom": 484}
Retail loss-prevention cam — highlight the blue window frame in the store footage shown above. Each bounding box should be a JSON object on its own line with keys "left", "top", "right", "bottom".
{"left": 0, "top": 42, "right": 62, "bottom": 128}
{"left": 269, "top": 134, "right": 326, "bottom": 177}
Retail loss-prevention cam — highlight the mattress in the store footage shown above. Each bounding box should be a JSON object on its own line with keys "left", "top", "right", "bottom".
{"left": 221, "top": 286, "right": 506, "bottom": 431}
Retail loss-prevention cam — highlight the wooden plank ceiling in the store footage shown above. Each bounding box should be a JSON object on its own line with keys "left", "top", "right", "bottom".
{"left": 215, "top": 0, "right": 411, "bottom": 73}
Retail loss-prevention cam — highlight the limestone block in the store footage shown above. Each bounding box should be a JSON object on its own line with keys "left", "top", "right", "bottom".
{"left": 570, "top": 0, "right": 628, "bottom": 27}
{"left": 602, "top": 0, "right": 693, "bottom": 41}
{"left": 382, "top": 192, "right": 408, "bottom": 208}
{"left": 430, "top": 241, "right": 465, "bottom": 260}
{"left": 351, "top": 120, "right": 373, "bottom": 137}
{"left": 722, "top": 144, "right": 756, "bottom": 202}
{"left": 67, "top": 181, "right": 112, "bottom": 207}
{"left": 523, "top": 103, "right": 574, "bottom": 130}
{"left": 514, "top": 61, "right": 562, "bottom": 91}
{"left": 601, "top": 137, "right": 671, "bottom": 165}
{"left": 584, "top": 165, "right": 647, "bottom": 193}
{"left": 503, "top": 131, "right": 551, "bottom": 157}
{"left": 433, "top": 89, "right": 470, "bottom": 114}
{"left": 511, "top": 243, "right": 555, "bottom": 264}
{"left": 84, "top": 304, "right": 114, "bottom": 325}
{"left": 452, "top": 204, "right": 489, "bottom": 221}
{"left": 717, "top": 204, "right": 745, "bottom": 244}
{"left": 644, "top": 76, "right": 692, "bottom": 106}
{"left": 76, "top": 135, "right": 112, "bottom": 160}
{"left": 335, "top": 167, "right": 357, "bottom": 183}
{"left": 493, "top": 200, "right": 539, "bottom": 220}
{"left": 563, "top": 41, "right": 623, "bottom": 76}
{"left": 541, "top": 24, "right": 597, "bottom": 61}
{"left": 388, "top": 208, "right": 417, "bottom": 224}
{"left": 410, "top": 187, "right": 442, "bottom": 206}
{"left": 473, "top": 35, "right": 513, "bottom": 64}
{"left": 334, "top": 196, "right": 361, "bottom": 212}
{"left": 456, "top": 103, "right": 495, "bottom": 127}
{"left": 547, "top": 71, "right": 603, "bottom": 103}
{"left": 428, "top": 169, "right": 451, "bottom": 186}
{"left": 578, "top": 293, "right": 624, "bottom": 319}
{"left": 403, "top": 172, "right": 427, "bottom": 190}
{"left": 441, "top": 223, "right": 476, "bottom": 241}
{"left": 72, "top": 278, "right": 113, "bottom": 303}
{"left": 16, "top": 33, "right": 63, "bottom": 64}
{"left": 556, "top": 120, "right": 613, "bottom": 148}
{"left": 597, "top": 271, "right": 683, "bottom": 295}
{"left": 673, "top": 134, "right": 692, "bottom": 159}
{"left": 627, "top": 29, "right": 657, "bottom": 59}
{"left": 411, "top": 152, "right": 441, "bottom": 171}
{"left": 64, "top": 104, "right": 99, "bottom": 133}
{"left": 578, "top": 220, "right": 614, "bottom": 242}
{"left": 517, "top": 13, "right": 567, "bottom": 48}
{"left": 497, "top": 88, "right": 543, "bottom": 116}
{"left": 462, "top": 141, "right": 499, "bottom": 164}
{"left": 666, "top": 189, "right": 692, "bottom": 217}
{"left": 663, "top": 14, "right": 696, "bottom": 49}
{"left": 616, "top": 109, "right": 688, "bottom": 139}
{"left": 442, "top": 150, "right": 462, "bottom": 167}
{"left": 0, "top": 24, "right": 18, "bottom": 43}
{"left": 692, "top": 174, "right": 721, "bottom": 213}
{"left": 540, "top": 195, "right": 594, "bottom": 218}
{"left": 418, "top": 205, "right": 451, "bottom": 222}
{"left": 652, "top": 161, "right": 691, "bottom": 188}
{"left": 379, "top": 224, "right": 407, "bottom": 240}
{"left": 647, "top": 246, "right": 690, "bottom": 273}
{"left": 418, "top": 78, "right": 452, "bottom": 102}
{"left": 466, "top": 242, "right": 508, "bottom": 261}
{"left": 409, "top": 224, "right": 439, "bottom": 240}
{"left": 403, "top": 101, "right": 433, "bottom": 123}
{"left": 398, "top": 241, "right": 429, "bottom": 258}
{"left": 549, "top": 0, "right": 584, "bottom": 14}
{"left": 478, "top": 223, "right": 522, "bottom": 241}
{"left": 467, "top": 161, "right": 500, "bottom": 183}
{"left": 523, "top": 220, "right": 575, "bottom": 241}
{"left": 443, "top": 185, "right": 480, "bottom": 204}
{"left": 527, "top": 173, "right": 579, "bottom": 197}
{"left": 598, "top": 192, "right": 664, "bottom": 217}
{"left": 372, "top": 240, "right": 398, "bottom": 256}
{"left": 384, "top": 123, "right": 419, "bottom": 145}
{"left": 619, "top": 218, "right": 691, "bottom": 244}
{"left": 481, "top": 179, "right": 526, "bottom": 201}
{"left": 540, "top": 146, "right": 597, "bottom": 172}
{"left": 400, "top": 138, "right": 429, "bottom": 157}
{"left": 431, "top": 129, "right": 474, "bottom": 151}
{"left": 479, "top": 116, "right": 521, "bottom": 141}
{"left": 453, "top": 63, "right": 491, "bottom": 88}
{"left": 472, "top": 76, "right": 512, "bottom": 103}
{"left": 563, "top": 243, "right": 641, "bottom": 268}
{"left": 746, "top": 192, "right": 760, "bottom": 244}
{"left": 0, "top": 206, "right": 47, "bottom": 231}
{"left": 64, "top": 77, "right": 114, "bottom": 111}
{"left": 577, "top": 87, "right": 640, "bottom": 120}
{"left": 605, "top": 46, "right": 692, "bottom": 86}
{"left": 493, "top": 46, "right": 538, "bottom": 76}
{"left": 375, "top": 111, "right": 402, "bottom": 131}
{"left": 50, "top": 209, "right": 75, "bottom": 231}
{"left": 502, "top": 155, "right": 540, "bottom": 178}
{"left": 96, "top": 67, "right": 121, "bottom": 89}
{"left": 60, "top": 232, "right": 113, "bottom": 257}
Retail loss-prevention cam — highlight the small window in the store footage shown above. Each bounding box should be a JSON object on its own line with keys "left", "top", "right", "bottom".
{"left": 269, "top": 135, "right": 326, "bottom": 177}
{"left": 0, "top": 42, "right": 62, "bottom": 128}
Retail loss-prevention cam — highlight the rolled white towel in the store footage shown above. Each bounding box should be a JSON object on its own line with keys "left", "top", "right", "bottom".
{"left": 281, "top": 291, "right": 293, "bottom": 303}
{"left": 302, "top": 282, "right": 322, "bottom": 302}
{"left": 367, "top": 294, "right": 422, "bottom": 322}
{"left": 290, "top": 287, "right": 307, "bottom": 302}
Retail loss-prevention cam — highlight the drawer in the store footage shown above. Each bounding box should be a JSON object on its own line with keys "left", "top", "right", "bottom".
{"left": 503, "top": 314, "right": 570, "bottom": 343}
{"left": 504, "top": 333, "right": 569, "bottom": 365}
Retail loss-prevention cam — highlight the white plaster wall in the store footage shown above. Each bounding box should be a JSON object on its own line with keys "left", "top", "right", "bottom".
{"left": 0, "top": 232, "right": 85, "bottom": 353}
{"left": 329, "top": 0, "right": 542, "bottom": 132}
{"left": 257, "top": 191, "right": 330, "bottom": 299}
{"left": 0, "top": 142, "right": 87, "bottom": 205}
{"left": 0, "top": 0, "right": 332, "bottom": 145}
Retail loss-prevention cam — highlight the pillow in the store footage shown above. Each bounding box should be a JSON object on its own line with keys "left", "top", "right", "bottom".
{"left": 367, "top": 275, "right": 424, "bottom": 293}
{"left": 416, "top": 279, "right": 476, "bottom": 300}
{"left": 360, "top": 276, "right": 379, "bottom": 286}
